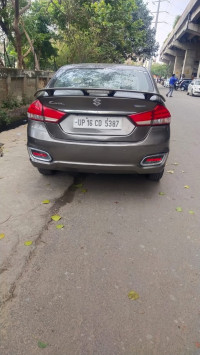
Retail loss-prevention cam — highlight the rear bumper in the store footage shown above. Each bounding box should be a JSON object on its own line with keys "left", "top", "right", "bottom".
{"left": 27, "top": 122, "right": 170, "bottom": 174}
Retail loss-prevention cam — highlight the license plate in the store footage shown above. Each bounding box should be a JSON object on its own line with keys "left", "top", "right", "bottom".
{"left": 73, "top": 116, "right": 122, "bottom": 130}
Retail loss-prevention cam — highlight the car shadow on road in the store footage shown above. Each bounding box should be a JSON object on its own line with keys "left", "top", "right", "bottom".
{"left": 52, "top": 171, "right": 164, "bottom": 203}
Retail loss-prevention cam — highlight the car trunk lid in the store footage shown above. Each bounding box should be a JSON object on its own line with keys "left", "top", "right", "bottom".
{"left": 35, "top": 88, "right": 166, "bottom": 142}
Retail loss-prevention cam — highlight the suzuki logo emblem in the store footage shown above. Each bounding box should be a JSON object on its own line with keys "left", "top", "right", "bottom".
{"left": 93, "top": 98, "right": 101, "bottom": 107}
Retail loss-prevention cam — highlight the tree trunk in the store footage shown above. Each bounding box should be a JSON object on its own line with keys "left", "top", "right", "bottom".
{"left": 12, "top": 0, "right": 31, "bottom": 68}
{"left": 21, "top": 21, "right": 40, "bottom": 70}
{"left": 13, "top": 0, "right": 23, "bottom": 68}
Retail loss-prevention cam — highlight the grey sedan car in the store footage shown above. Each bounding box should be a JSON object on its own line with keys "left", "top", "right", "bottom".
{"left": 27, "top": 64, "right": 171, "bottom": 181}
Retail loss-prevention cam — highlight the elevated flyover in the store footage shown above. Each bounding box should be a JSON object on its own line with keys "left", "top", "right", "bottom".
{"left": 160, "top": 0, "right": 200, "bottom": 78}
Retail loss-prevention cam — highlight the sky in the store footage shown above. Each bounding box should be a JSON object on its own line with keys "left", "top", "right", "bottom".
{"left": 145, "top": 0, "right": 191, "bottom": 51}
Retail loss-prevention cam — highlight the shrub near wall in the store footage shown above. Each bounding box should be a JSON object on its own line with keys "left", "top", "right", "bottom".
{"left": 0, "top": 100, "right": 29, "bottom": 131}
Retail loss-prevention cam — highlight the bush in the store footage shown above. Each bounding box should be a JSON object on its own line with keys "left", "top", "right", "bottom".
{"left": 0, "top": 108, "right": 11, "bottom": 130}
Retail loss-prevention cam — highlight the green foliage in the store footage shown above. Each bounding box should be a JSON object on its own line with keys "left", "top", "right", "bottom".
{"left": 0, "top": 108, "right": 10, "bottom": 130}
{"left": 163, "top": 15, "right": 180, "bottom": 45}
{"left": 22, "top": 0, "right": 58, "bottom": 69}
{"left": 173, "top": 15, "right": 180, "bottom": 28}
{"left": 151, "top": 63, "right": 169, "bottom": 78}
{"left": 1, "top": 0, "right": 158, "bottom": 68}
{"left": 1, "top": 97, "right": 21, "bottom": 109}
{"left": 0, "top": 96, "right": 31, "bottom": 130}
{"left": 50, "top": 0, "right": 158, "bottom": 65}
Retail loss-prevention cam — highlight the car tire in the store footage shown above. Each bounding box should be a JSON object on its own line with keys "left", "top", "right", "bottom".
{"left": 147, "top": 170, "right": 164, "bottom": 182}
{"left": 187, "top": 91, "right": 189, "bottom": 95}
{"left": 38, "top": 168, "right": 55, "bottom": 175}
{"left": 191, "top": 89, "right": 194, "bottom": 96}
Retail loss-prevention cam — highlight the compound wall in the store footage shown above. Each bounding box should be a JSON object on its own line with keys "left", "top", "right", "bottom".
{"left": 0, "top": 68, "right": 53, "bottom": 104}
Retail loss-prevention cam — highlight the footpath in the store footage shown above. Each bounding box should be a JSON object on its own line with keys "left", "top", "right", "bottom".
{"left": 0, "top": 125, "right": 73, "bottom": 305}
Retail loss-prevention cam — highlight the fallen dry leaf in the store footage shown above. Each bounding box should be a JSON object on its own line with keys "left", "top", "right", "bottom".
{"left": 42, "top": 199, "right": 50, "bottom": 204}
{"left": 74, "top": 183, "right": 83, "bottom": 188}
{"left": 128, "top": 290, "right": 139, "bottom": 301}
{"left": 176, "top": 207, "right": 183, "bottom": 212}
{"left": 24, "top": 241, "right": 33, "bottom": 246}
{"left": 38, "top": 341, "right": 48, "bottom": 349}
{"left": 189, "top": 210, "right": 195, "bottom": 215}
{"left": 184, "top": 185, "right": 190, "bottom": 189}
{"left": 81, "top": 189, "right": 87, "bottom": 193}
{"left": 0, "top": 233, "right": 5, "bottom": 240}
{"left": 51, "top": 215, "right": 61, "bottom": 222}
{"left": 159, "top": 192, "right": 165, "bottom": 196}
{"left": 167, "top": 170, "right": 174, "bottom": 174}
{"left": 56, "top": 224, "right": 64, "bottom": 229}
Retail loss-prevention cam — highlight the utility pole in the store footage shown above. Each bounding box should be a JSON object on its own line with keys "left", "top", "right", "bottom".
{"left": 154, "top": 0, "right": 162, "bottom": 32}
{"left": 148, "top": 0, "right": 169, "bottom": 71}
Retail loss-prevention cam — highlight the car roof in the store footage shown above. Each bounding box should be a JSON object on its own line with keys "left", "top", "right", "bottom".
{"left": 58, "top": 63, "right": 148, "bottom": 72}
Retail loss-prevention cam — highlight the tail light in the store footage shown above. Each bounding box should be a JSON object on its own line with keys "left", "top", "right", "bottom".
{"left": 27, "top": 100, "right": 66, "bottom": 123}
{"left": 129, "top": 105, "right": 171, "bottom": 126}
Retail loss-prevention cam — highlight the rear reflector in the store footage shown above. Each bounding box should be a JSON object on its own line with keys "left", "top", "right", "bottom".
{"left": 29, "top": 148, "right": 52, "bottom": 161}
{"left": 27, "top": 100, "right": 66, "bottom": 123}
{"left": 129, "top": 105, "right": 171, "bottom": 126}
{"left": 146, "top": 157, "right": 162, "bottom": 163}
{"left": 32, "top": 151, "right": 48, "bottom": 158}
{"left": 141, "top": 154, "right": 167, "bottom": 166}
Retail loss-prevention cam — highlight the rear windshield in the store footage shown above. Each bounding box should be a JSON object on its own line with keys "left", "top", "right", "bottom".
{"left": 49, "top": 68, "right": 154, "bottom": 92}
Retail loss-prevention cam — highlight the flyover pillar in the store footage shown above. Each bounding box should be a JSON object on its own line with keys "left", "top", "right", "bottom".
{"left": 182, "top": 49, "right": 196, "bottom": 78}
{"left": 173, "top": 55, "right": 184, "bottom": 78}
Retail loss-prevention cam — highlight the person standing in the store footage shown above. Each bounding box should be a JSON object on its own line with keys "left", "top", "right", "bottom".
{"left": 166, "top": 74, "right": 178, "bottom": 97}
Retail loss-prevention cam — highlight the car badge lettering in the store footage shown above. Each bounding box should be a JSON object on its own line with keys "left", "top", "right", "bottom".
{"left": 93, "top": 98, "right": 101, "bottom": 107}
{"left": 49, "top": 101, "right": 65, "bottom": 106}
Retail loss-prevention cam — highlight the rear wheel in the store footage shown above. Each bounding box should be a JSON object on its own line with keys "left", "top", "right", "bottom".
{"left": 147, "top": 170, "right": 164, "bottom": 182}
{"left": 38, "top": 168, "right": 55, "bottom": 175}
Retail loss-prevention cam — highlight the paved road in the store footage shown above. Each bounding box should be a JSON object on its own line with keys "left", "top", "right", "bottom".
{"left": 1, "top": 87, "right": 200, "bottom": 355}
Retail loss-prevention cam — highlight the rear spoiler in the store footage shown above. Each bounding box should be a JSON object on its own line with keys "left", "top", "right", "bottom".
{"left": 35, "top": 87, "right": 165, "bottom": 102}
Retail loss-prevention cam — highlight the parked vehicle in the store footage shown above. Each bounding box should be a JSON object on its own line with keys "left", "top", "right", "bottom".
{"left": 178, "top": 79, "right": 192, "bottom": 91}
{"left": 27, "top": 64, "right": 171, "bottom": 181}
{"left": 163, "top": 79, "right": 170, "bottom": 88}
{"left": 187, "top": 79, "right": 200, "bottom": 96}
{"left": 174, "top": 81, "right": 179, "bottom": 91}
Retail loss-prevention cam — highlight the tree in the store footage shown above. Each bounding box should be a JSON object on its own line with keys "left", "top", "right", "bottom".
{"left": 12, "top": 0, "right": 32, "bottom": 68}
{"left": 22, "top": 0, "right": 58, "bottom": 69}
{"left": 151, "top": 63, "right": 171, "bottom": 78}
{"left": 0, "top": 0, "right": 32, "bottom": 68}
{"left": 0, "top": 0, "right": 58, "bottom": 69}
{"left": 132, "top": 0, "right": 159, "bottom": 59}
{"left": 1, "top": 0, "right": 158, "bottom": 68}
{"left": 49, "top": 0, "right": 158, "bottom": 64}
